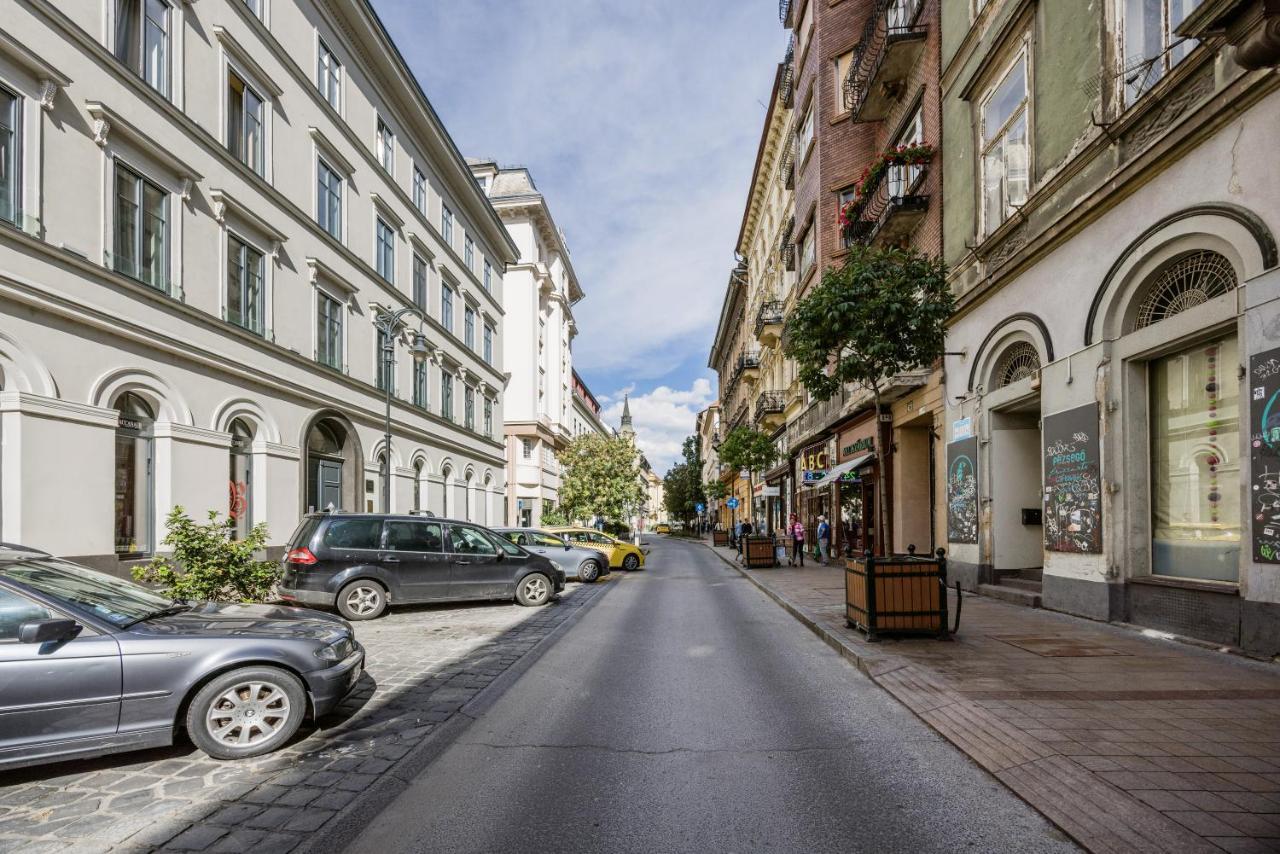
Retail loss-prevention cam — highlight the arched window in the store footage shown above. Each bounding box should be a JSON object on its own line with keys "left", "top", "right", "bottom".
{"left": 308, "top": 420, "right": 345, "bottom": 456}
{"left": 441, "top": 465, "right": 452, "bottom": 518}
{"left": 377, "top": 452, "right": 389, "bottom": 513}
{"left": 413, "top": 459, "right": 423, "bottom": 512}
{"left": 994, "top": 341, "right": 1041, "bottom": 388}
{"left": 113, "top": 391, "right": 155, "bottom": 556}
{"left": 1133, "top": 250, "right": 1238, "bottom": 331}
{"left": 305, "top": 418, "right": 347, "bottom": 512}
{"left": 229, "top": 418, "right": 255, "bottom": 539}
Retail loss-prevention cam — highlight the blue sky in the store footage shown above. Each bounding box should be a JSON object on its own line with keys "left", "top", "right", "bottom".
{"left": 370, "top": 0, "right": 785, "bottom": 472}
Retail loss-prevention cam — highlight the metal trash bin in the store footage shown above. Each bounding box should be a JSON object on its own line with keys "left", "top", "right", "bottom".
{"left": 845, "top": 546, "right": 950, "bottom": 641}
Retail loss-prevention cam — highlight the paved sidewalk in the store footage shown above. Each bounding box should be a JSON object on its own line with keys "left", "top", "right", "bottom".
{"left": 705, "top": 542, "right": 1280, "bottom": 854}
{"left": 0, "top": 579, "right": 613, "bottom": 853}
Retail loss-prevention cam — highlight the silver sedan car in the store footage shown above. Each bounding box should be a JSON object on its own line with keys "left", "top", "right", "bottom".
{"left": 494, "top": 528, "right": 611, "bottom": 583}
{"left": 0, "top": 545, "right": 364, "bottom": 770}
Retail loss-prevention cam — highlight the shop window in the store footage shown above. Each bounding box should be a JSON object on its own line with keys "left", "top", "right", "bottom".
{"left": 1149, "top": 336, "right": 1240, "bottom": 582}
{"left": 1133, "top": 250, "right": 1237, "bottom": 331}
{"left": 228, "top": 418, "right": 254, "bottom": 540}
{"left": 412, "top": 460, "right": 423, "bottom": 512}
{"left": 113, "top": 392, "right": 154, "bottom": 556}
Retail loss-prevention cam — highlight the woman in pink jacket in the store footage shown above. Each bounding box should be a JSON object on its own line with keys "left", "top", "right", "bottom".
{"left": 789, "top": 514, "right": 805, "bottom": 567}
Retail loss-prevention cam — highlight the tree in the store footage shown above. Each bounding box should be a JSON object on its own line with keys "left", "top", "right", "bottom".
{"left": 134, "top": 507, "right": 279, "bottom": 603}
{"left": 704, "top": 479, "right": 729, "bottom": 501}
{"left": 557, "top": 432, "right": 646, "bottom": 526}
{"left": 716, "top": 425, "right": 780, "bottom": 525}
{"left": 783, "top": 243, "right": 952, "bottom": 553}
{"left": 663, "top": 436, "right": 706, "bottom": 526}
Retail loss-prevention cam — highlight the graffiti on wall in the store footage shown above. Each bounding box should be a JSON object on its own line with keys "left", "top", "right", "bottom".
{"left": 946, "top": 437, "right": 978, "bottom": 544}
{"left": 1250, "top": 347, "right": 1280, "bottom": 563}
{"left": 1042, "top": 404, "right": 1103, "bottom": 554}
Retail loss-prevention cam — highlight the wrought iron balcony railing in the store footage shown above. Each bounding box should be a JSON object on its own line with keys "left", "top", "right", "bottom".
{"left": 778, "top": 215, "right": 795, "bottom": 271}
{"left": 754, "top": 391, "right": 786, "bottom": 423}
{"left": 754, "top": 300, "right": 785, "bottom": 336}
{"left": 779, "top": 0, "right": 791, "bottom": 25}
{"left": 843, "top": 160, "right": 931, "bottom": 248}
{"left": 844, "top": 0, "right": 927, "bottom": 121}
{"left": 738, "top": 350, "right": 762, "bottom": 371}
{"left": 779, "top": 35, "right": 795, "bottom": 109}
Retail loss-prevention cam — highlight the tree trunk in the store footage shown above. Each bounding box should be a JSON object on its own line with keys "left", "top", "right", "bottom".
{"left": 873, "top": 386, "right": 889, "bottom": 558}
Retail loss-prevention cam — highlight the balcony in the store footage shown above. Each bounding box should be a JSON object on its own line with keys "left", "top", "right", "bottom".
{"left": 754, "top": 391, "right": 786, "bottom": 431}
{"left": 779, "top": 35, "right": 795, "bottom": 109}
{"left": 755, "top": 300, "right": 786, "bottom": 347}
{"left": 845, "top": 0, "right": 928, "bottom": 123}
{"left": 778, "top": 215, "right": 795, "bottom": 271}
{"left": 779, "top": 0, "right": 792, "bottom": 26}
{"left": 736, "top": 350, "right": 762, "bottom": 386}
{"left": 842, "top": 160, "right": 931, "bottom": 248}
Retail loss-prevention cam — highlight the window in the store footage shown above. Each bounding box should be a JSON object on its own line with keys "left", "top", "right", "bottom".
{"left": 375, "top": 217, "right": 395, "bottom": 283}
{"left": 316, "top": 157, "right": 343, "bottom": 240}
{"left": 0, "top": 588, "right": 52, "bottom": 640}
{"left": 979, "top": 52, "right": 1029, "bottom": 236}
{"left": 483, "top": 397, "right": 493, "bottom": 437}
{"left": 464, "top": 385, "right": 475, "bottom": 430}
{"left": 464, "top": 306, "right": 476, "bottom": 349}
{"left": 448, "top": 525, "right": 497, "bottom": 555}
{"left": 413, "top": 167, "right": 427, "bottom": 213}
{"left": 114, "top": 0, "right": 170, "bottom": 96}
{"left": 113, "top": 392, "right": 154, "bottom": 556}
{"left": 227, "top": 70, "right": 265, "bottom": 176}
{"left": 385, "top": 519, "right": 444, "bottom": 552}
{"left": 243, "top": 0, "right": 264, "bottom": 19}
{"left": 1150, "top": 335, "right": 1240, "bottom": 581}
{"left": 483, "top": 323, "right": 493, "bottom": 364}
{"left": 413, "top": 359, "right": 429, "bottom": 408}
{"left": 317, "top": 290, "right": 343, "bottom": 369}
{"left": 483, "top": 259, "right": 493, "bottom": 291}
{"left": 888, "top": 107, "right": 925, "bottom": 198}
{"left": 228, "top": 418, "right": 254, "bottom": 540}
{"left": 227, "top": 235, "right": 265, "bottom": 334}
{"left": 441, "top": 370, "right": 453, "bottom": 420}
{"left": 0, "top": 87, "right": 18, "bottom": 226}
{"left": 522, "top": 438, "right": 533, "bottom": 459}
{"left": 376, "top": 118, "right": 394, "bottom": 174}
{"left": 799, "top": 225, "right": 816, "bottom": 280}
{"left": 322, "top": 517, "right": 383, "bottom": 549}
{"left": 441, "top": 284, "right": 454, "bottom": 332}
{"left": 376, "top": 328, "right": 393, "bottom": 392}
{"left": 442, "top": 206, "right": 453, "bottom": 246}
{"left": 798, "top": 101, "right": 815, "bottom": 161}
{"left": 318, "top": 38, "right": 341, "bottom": 111}
{"left": 113, "top": 163, "right": 168, "bottom": 291}
{"left": 465, "top": 236, "right": 474, "bottom": 270}
{"left": 1123, "top": 0, "right": 1200, "bottom": 105}
{"left": 834, "top": 51, "right": 854, "bottom": 112}
{"left": 412, "top": 253, "right": 428, "bottom": 310}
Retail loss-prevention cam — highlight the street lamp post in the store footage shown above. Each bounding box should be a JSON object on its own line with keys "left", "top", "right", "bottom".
{"left": 372, "top": 305, "right": 432, "bottom": 514}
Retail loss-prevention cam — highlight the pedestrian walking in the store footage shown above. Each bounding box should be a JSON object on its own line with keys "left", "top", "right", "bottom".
{"left": 790, "top": 514, "right": 805, "bottom": 567}
{"left": 817, "top": 515, "right": 831, "bottom": 565}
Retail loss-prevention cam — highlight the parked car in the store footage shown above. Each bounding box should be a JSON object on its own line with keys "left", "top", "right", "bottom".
{"left": 494, "top": 528, "right": 610, "bottom": 583}
{"left": 654, "top": 523, "right": 672, "bottom": 534}
{"left": 0, "top": 545, "right": 364, "bottom": 770}
{"left": 546, "top": 527, "right": 647, "bottom": 571}
{"left": 277, "top": 514, "right": 565, "bottom": 620}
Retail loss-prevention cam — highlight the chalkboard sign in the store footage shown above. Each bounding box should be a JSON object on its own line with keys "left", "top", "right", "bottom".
{"left": 1249, "top": 347, "right": 1280, "bottom": 563}
{"left": 947, "top": 437, "right": 978, "bottom": 544}
{"left": 1042, "top": 404, "right": 1102, "bottom": 554}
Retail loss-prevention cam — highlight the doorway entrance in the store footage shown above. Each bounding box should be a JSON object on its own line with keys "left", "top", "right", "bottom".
{"left": 989, "top": 395, "right": 1043, "bottom": 576}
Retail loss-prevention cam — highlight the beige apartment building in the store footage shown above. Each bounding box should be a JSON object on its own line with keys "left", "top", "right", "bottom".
{"left": 0, "top": 0, "right": 516, "bottom": 574}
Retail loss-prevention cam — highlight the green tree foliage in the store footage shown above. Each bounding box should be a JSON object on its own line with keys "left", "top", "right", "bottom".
{"left": 133, "top": 507, "right": 279, "bottom": 603}
{"left": 541, "top": 506, "right": 569, "bottom": 527}
{"left": 557, "top": 432, "right": 646, "bottom": 525}
{"left": 716, "top": 426, "right": 780, "bottom": 474}
{"left": 663, "top": 436, "right": 706, "bottom": 524}
{"left": 783, "top": 244, "right": 952, "bottom": 549}
{"left": 704, "top": 479, "right": 729, "bottom": 501}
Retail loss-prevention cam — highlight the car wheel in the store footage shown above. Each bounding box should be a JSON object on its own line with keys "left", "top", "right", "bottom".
{"left": 578, "top": 559, "right": 601, "bottom": 583}
{"left": 186, "top": 666, "right": 306, "bottom": 760}
{"left": 336, "top": 581, "right": 387, "bottom": 620}
{"left": 516, "top": 572, "right": 552, "bottom": 606}
{"left": 623, "top": 554, "right": 640, "bottom": 572}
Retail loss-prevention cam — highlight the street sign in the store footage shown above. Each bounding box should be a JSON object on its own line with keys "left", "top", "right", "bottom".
{"left": 726, "top": 497, "right": 740, "bottom": 509}
{"left": 695, "top": 503, "right": 705, "bottom": 513}
{"left": 516, "top": 499, "right": 524, "bottom": 510}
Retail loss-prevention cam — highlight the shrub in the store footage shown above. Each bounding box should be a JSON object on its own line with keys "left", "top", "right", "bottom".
{"left": 133, "top": 507, "right": 280, "bottom": 603}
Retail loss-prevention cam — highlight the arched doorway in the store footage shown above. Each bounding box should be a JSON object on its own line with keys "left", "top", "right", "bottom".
{"left": 113, "top": 391, "right": 155, "bottom": 556}
{"left": 441, "top": 464, "right": 452, "bottom": 518}
{"left": 303, "top": 416, "right": 362, "bottom": 513}
{"left": 228, "top": 418, "right": 254, "bottom": 539}
{"left": 413, "top": 458, "right": 424, "bottom": 512}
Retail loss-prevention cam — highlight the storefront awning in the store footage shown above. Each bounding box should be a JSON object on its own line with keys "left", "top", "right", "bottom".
{"left": 800, "top": 453, "right": 874, "bottom": 489}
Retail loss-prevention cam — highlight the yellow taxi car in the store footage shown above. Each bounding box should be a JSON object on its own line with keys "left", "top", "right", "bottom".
{"left": 654, "top": 523, "right": 672, "bottom": 534}
{"left": 547, "top": 527, "right": 646, "bottom": 571}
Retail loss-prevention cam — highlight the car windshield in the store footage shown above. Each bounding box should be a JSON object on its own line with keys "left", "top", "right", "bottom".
{"left": 0, "top": 558, "right": 174, "bottom": 628}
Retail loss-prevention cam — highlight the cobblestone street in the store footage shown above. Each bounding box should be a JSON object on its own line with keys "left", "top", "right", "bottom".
{"left": 0, "top": 580, "right": 612, "bottom": 853}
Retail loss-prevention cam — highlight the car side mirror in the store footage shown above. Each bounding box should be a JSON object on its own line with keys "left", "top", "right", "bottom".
{"left": 19, "top": 618, "right": 81, "bottom": 644}
{"left": 495, "top": 550, "right": 506, "bottom": 562}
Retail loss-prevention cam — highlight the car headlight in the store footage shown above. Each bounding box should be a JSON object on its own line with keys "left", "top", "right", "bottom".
{"left": 315, "top": 636, "right": 354, "bottom": 663}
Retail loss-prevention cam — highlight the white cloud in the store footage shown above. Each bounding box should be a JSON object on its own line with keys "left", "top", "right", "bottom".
{"left": 600, "top": 377, "right": 715, "bottom": 473}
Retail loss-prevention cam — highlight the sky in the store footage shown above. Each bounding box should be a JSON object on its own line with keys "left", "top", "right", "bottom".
{"left": 370, "top": 0, "right": 786, "bottom": 473}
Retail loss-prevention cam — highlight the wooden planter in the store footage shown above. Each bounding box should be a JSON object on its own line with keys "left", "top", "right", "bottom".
{"left": 744, "top": 536, "right": 778, "bottom": 568}
{"left": 845, "top": 548, "right": 949, "bottom": 641}
{"left": 712, "top": 531, "right": 729, "bottom": 547}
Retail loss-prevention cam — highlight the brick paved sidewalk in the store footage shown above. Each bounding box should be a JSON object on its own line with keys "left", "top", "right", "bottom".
{"left": 705, "top": 543, "right": 1280, "bottom": 854}
{"left": 0, "top": 579, "right": 613, "bottom": 853}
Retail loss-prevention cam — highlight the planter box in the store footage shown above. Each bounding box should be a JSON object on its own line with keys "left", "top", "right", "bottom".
{"left": 744, "top": 536, "right": 778, "bottom": 569}
{"left": 845, "top": 549, "right": 949, "bottom": 641}
{"left": 712, "top": 531, "right": 730, "bottom": 547}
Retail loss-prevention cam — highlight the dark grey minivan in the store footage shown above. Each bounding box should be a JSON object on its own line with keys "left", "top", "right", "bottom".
{"left": 277, "top": 514, "right": 566, "bottom": 620}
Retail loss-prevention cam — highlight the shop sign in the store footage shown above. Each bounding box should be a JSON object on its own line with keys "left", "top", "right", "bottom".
{"left": 1042, "top": 404, "right": 1102, "bottom": 554}
{"left": 952, "top": 417, "right": 973, "bottom": 441}
{"left": 946, "top": 437, "right": 979, "bottom": 544}
{"left": 117, "top": 415, "right": 145, "bottom": 431}
{"left": 841, "top": 436, "right": 874, "bottom": 458}
{"left": 754, "top": 484, "right": 780, "bottom": 497}
{"left": 726, "top": 497, "right": 739, "bottom": 509}
{"left": 799, "top": 446, "right": 828, "bottom": 471}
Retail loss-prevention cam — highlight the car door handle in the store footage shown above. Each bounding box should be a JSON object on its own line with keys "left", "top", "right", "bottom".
{"left": 381, "top": 555, "right": 401, "bottom": 563}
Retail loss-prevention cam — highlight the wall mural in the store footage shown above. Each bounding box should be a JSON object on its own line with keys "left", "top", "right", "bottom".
{"left": 1249, "top": 347, "right": 1280, "bottom": 563}
{"left": 1042, "top": 404, "right": 1103, "bottom": 554}
{"left": 946, "top": 437, "right": 978, "bottom": 544}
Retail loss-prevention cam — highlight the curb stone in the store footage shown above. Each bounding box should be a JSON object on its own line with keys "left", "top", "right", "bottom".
{"left": 298, "top": 578, "right": 623, "bottom": 854}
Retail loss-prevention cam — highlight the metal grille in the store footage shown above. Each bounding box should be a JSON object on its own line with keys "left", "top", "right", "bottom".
{"left": 1133, "top": 250, "right": 1237, "bottom": 330}
{"left": 995, "top": 341, "right": 1041, "bottom": 388}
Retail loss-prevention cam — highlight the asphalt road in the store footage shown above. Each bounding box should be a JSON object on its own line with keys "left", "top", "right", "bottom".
{"left": 349, "top": 537, "right": 1078, "bottom": 854}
